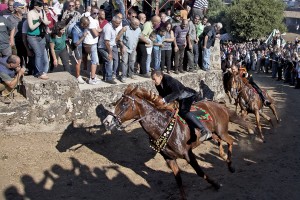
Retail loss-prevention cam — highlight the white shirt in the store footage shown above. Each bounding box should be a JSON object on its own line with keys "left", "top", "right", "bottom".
{"left": 84, "top": 16, "right": 99, "bottom": 45}
{"left": 98, "top": 22, "right": 117, "bottom": 49}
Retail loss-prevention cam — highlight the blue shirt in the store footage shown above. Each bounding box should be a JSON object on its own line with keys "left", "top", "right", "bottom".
{"left": 121, "top": 25, "right": 141, "bottom": 53}
{"left": 153, "top": 34, "right": 165, "bottom": 50}
{"left": 72, "top": 22, "right": 86, "bottom": 47}
{"left": 0, "top": 57, "right": 15, "bottom": 83}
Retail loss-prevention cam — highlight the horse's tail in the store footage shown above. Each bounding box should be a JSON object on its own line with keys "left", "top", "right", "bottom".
{"left": 227, "top": 108, "right": 256, "bottom": 135}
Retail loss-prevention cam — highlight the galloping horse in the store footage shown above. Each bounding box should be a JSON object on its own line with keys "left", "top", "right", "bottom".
{"left": 104, "top": 85, "right": 255, "bottom": 199}
{"left": 229, "top": 72, "right": 279, "bottom": 142}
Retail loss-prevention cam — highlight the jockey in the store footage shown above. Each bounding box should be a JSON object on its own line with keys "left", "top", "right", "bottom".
{"left": 231, "top": 65, "right": 271, "bottom": 106}
{"left": 151, "top": 70, "right": 212, "bottom": 143}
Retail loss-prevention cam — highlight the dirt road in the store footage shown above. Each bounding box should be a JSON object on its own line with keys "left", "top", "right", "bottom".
{"left": 1, "top": 73, "right": 300, "bottom": 200}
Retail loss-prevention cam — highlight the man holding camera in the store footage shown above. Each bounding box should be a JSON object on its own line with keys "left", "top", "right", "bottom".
{"left": 0, "top": 55, "right": 25, "bottom": 104}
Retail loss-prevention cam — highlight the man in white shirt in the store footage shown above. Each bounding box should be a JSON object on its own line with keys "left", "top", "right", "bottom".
{"left": 98, "top": 15, "right": 121, "bottom": 84}
{"left": 83, "top": 7, "right": 101, "bottom": 85}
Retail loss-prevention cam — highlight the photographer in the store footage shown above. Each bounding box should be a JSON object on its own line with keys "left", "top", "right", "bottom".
{"left": 0, "top": 55, "right": 25, "bottom": 104}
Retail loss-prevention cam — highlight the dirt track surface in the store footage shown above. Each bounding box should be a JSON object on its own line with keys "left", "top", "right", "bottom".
{"left": 1, "top": 73, "right": 300, "bottom": 200}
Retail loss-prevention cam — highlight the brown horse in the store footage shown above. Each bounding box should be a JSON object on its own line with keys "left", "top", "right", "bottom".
{"left": 104, "top": 85, "right": 255, "bottom": 199}
{"left": 229, "top": 72, "right": 279, "bottom": 142}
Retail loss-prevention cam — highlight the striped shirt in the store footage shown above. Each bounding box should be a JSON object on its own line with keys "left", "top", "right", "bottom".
{"left": 193, "top": 0, "right": 209, "bottom": 9}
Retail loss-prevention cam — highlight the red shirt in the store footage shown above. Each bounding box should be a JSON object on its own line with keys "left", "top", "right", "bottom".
{"left": 46, "top": 11, "right": 56, "bottom": 29}
{"left": 99, "top": 19, "right": 108, "bottom": 29}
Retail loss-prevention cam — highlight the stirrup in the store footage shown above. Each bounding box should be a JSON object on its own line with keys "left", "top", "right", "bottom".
{"left": 199, "top": 131, "right": 212, "bottom": 142}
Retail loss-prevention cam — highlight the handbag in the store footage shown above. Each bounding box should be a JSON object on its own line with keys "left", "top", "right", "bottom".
{"left": 39, "top": 11, "right": 47, "bottom": 38}
{"left": 83, "top": 43, "right": 92, "bottom": 54}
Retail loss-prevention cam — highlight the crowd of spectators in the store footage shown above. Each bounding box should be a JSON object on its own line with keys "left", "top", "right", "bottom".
{"left": 0, "top": 0, "right": 222, "bottom": 99}
{"left": 221, "top": 36, "right": 300, "bottom": 89}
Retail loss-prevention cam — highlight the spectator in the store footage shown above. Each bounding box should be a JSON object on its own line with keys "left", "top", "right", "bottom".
{"left": 83, "top": 6, "right": 101, "bottom": 85}
{"left": 186, "top": 15, "right": 197, "bottom": 72}
{"left": 191, "top": 0, "right": 208, "bottom": 19}
{"left": 98, "top": 9, "right": 108, "bottom": 29}
{"left": 0, "top": 0, "right": 14, "bottom": 18}
{"left": 0, "top": 0, "right": 8, "bottom": 12}
{"left": 0, "top": 55, "right": 25, "bottom": 104}
{"left": 152, "top": 27, "right": 166, "bottom": 71}
{"left": 122, "top": 8, "right": 137, "bottom": 27}
{"left": 138, "top": 15, "right": 161, "bottom": 77}
{"left": 138, "top": 12, "right": 146, "bottom": 30}
{"left": 7, "top": 2, "right": 25, "bottom": 57}
{"left": 75, "top": 0, "right": 84, "bottom": 14}
{"left": 0, "top": 11, "right": 15, "bottom": 57}
{"left": 61, "top": 0, "right": 81, "bottom": 29}
{"left": 21, "top": 19, "right": 35, "bottom": 75}
{"left": 160, "top": 22, "right": 174, "bottom": 74}
{"left": 110, "top": 0, "right": 125, "bottom": 19}
{"left": 201, "top": 22, "right": 222, "bottom": 71}
{"left": 71, "top": 16, "right": 89, "bottom": 84}
{"left": 171, "top": 10, "right": 181, "bottom": 28}
{"left": 145, "top": 32, "right": 156, "bottom": 76}
{"left": 49, "top": 22, "right": 71, "bottom": 74}
{"left": 82, "top": 5, "right": 91, "bottom": 17}
{"left": 27, "top": 0, "right": 50, "bottom": 80}
{"left": 98, "top": 15, "right": 122, "bottom": 84}
{"left": 83, "top": 0, "right": 91, "bottom": 11}
{"left": 173, "top": 19, "right": 188, "bottom": 74}
{"left": 118, "top": 18, "right": 143, "bottom": 82}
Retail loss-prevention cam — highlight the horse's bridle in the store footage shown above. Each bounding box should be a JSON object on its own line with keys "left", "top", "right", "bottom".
{"left": 112, "top": 94, "right": 146, "bottom": 130}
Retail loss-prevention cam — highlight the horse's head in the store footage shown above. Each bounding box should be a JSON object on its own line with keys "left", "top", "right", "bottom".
{"left": 103, "top": 85, "right": 142, "bottom": 131}
{"left": 230, "top": 72, "right": 242, "bottom": 99}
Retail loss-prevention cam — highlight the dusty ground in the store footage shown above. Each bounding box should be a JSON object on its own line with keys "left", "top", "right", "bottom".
{"left": 1, "top": 73, "right": 300, "bottom": 200}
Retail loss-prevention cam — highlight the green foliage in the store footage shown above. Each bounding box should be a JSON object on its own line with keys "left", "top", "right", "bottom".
{"left": 225, "top": 0, "right": 287, "bottom": 41}
{"left": 207, "top": 0, "right": 227, "bottom": 24}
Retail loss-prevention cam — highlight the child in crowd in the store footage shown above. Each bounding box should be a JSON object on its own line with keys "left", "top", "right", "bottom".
{"left": 145, "top": 32, "right": 156, "bottom": 74}
{"left": 152, "top": 28, "right": 166, "bottom": 70}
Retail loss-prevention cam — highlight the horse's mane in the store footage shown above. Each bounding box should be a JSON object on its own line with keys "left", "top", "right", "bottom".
{"left": 133, "top": 87, "right": 178, "bottom": 111}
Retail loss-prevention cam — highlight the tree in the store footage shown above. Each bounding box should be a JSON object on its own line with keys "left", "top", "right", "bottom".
{"left": 207, "top": 0, "right": 227, "bottom": 24}
{"left": 225, "top": 0, "right": 286, "bottom": 41}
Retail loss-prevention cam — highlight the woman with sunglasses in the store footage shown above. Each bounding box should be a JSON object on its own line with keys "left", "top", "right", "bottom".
{"left": 27, "top": 0, "right": 50, "bottom": 80}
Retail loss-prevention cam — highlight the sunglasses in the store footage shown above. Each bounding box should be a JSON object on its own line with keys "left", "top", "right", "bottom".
{"left": 92, "top": 12, "right": 99, "bottom": 15}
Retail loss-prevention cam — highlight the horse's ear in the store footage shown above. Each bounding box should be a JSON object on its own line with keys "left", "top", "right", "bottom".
{"left": 124, "top": 85, "right": 135, "bottom": 95}
{"left": 130, "top": 85, "right": 139, "bottom": 95}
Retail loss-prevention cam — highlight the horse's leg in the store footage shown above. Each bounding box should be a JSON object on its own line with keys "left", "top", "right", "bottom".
{"left": 226, "top": 92, "right": 232, "bottom": 104}
{"left": 268, "top": 104, "right": 279, "bottom": 123}
{"left": 164, "top": 158, "right": 186, "bottom": 200}
{"left": 259, "top": 111, "right": 273, "bottom": 127}
{"left": 212, "top": 134, "right": 226, "bottom": 161}
{"left": 216, "top": 133, "right": 235, "bottom": 173}
{"left": 186, "top": 149, "right": 221, "bottom": 190}
{"left": 255, "top": 110, "right": 264, "bottom": 142}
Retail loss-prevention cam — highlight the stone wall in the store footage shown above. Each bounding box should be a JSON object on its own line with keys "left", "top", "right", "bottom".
{"left": 0, "top": 40, "right": 224, "bottom": 133}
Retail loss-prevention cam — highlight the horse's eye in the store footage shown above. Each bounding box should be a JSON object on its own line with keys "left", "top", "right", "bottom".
{"left": 121, "top": 102, "right": 127, "bottom": 108}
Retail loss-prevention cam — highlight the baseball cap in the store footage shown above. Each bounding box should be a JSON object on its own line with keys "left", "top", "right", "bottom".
{"left": 13, "top": 2, "right": 25, "bottom": 8}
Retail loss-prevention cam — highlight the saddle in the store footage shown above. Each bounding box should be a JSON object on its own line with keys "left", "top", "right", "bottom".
{"left": 176, "top": 104, "right": 213, "bottom": 124}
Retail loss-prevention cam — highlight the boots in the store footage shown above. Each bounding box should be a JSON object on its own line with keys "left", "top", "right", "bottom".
{"left": 185, "top": 112, "right": 212, "bottom": 143}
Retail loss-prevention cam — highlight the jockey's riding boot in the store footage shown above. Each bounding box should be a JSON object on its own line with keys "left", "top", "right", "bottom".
{"left": 185, "top": 112, "right": 212, "bottom": 142}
